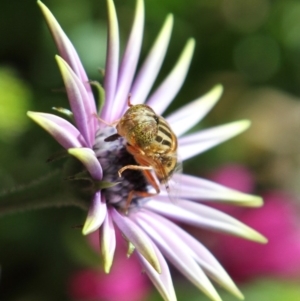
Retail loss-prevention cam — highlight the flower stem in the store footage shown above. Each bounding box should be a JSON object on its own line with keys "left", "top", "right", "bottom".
{"left": 0, "top": 170, "right": 89, "bottom": 217}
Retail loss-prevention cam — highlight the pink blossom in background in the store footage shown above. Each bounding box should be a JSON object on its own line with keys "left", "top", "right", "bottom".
{"left": 68, "top": 231, "right": 151, "bottom": 301}
{"left": 209, "top": 164, "right": 255, "bottom": 194}
{"left": 68, "top": 260, "right": 150, "bottom": 301}
{"left": 209, "top": 164, "right": 300, "bottom": 281}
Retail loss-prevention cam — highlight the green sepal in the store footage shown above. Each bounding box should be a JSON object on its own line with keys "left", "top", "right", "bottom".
{"left": 52, "top": 107, "right": 74, "bottom": 122}
{"left": 89, "top": 80, "right": 105, "bottom": 115}
{"left": 65, "top": 170, "right": 92, "bottom": 182}
{"left": 95, "top": 180, "right": 121, "bottom": 190}
{"left": 46, "top": 149, "right": 69, "bottom": 163}
{"left": 0, "top": 169, "right": 89, "bottom": 217}
{"left": 65, "top": 168, "right": 120, "bottom": 193}
{"left": 127, "top": 241, "right": 135, "bottom": 257}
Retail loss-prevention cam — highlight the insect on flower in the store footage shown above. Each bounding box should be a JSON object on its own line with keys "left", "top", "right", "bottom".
{"left": 104, "top": 96, "right": 179, "bottom": 206}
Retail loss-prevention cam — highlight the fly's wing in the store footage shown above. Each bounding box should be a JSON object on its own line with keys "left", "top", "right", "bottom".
{"left": 154, "top": 154, "right": 182, "bottom": 203}
{"left": 168, "top": 158, "right": 182, "bottom": 203}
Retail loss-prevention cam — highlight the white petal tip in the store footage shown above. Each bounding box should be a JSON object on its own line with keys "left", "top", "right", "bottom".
{"left": 185, "top": 38, "right": 196, "bottom": 55}
{"left": 68, "top": 148, "right": 88, "bottom": 161}
{"left": 68, "top": 147, "right": 81, "bottom": 156}
{"left": 27, "top": 111, "right": 34, "bottom": 118}
{"left": 166, "top": 13, "right": 174, "bottom": 26}
{"left": 216, "top": 274, "right": 244, "bottom": 300}
{"left": 242, "top": 228, "right": 268, "bottom": 244}
{"left": 209, "top": 84, "right": 224, "bottom": 101}
{"left": 159, "top": 13, "right": 174, "bottom": 41}
{"left": 82, "top": 214, "right": 102, "bottom": 235}
{"left": 27, "top": 112, "right": 47, "bottom": 128}
{"left": 55, "top": 55, "right": 68, "bottom": 70}
{"left": 246, "top": 195, "right": 264, "bottom": 207}
{"left": 103, "top": 259, "right": 113, "bottom": 274}
{"left": 235, "top": 119, "right": 251, "bottom": 133}
{"left": 37, "top": 1, "right": 46, "bottom": 10}
{"left": 219, "top": 119, "right": 252, "bottom": 141}
{"left": 208, "top": 291, "right": 222, "bottom": 301}
{"left": 226, "top": 193, "right": 264, "bottom": 207}
{"left": 82, "top": 220, "right": 96, "bottom": 235}
{"left": 256, "top": 234, "right": 268, "bottom": 244}
{"left": 225, "top": 284, "right": 244, "bottom": 300}
{"left": 151, "top": 257, "right": 162, "bottom": 274}
{"left": 200, "top": 84, "right": 224, "bottom": 109}
{"left": 234, "top": 291, "right": 245, "bottom": 300}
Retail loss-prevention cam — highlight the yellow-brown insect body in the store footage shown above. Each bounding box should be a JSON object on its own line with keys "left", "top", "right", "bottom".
{"left": 116, "top": 104, "right": 158, "bottom": 149}
{"left": 116, "top": 104, "right": 178, "bottom": 184}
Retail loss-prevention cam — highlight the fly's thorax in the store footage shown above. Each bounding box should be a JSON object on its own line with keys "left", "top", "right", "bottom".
{"left": 127, "top": 103, "right": 156, "bottom": 115}
{"left": 116, "top": 104, "right": 159, "bottom": 148}
{"left": 131, "top": 121, "right": 158, "bottom": 148}
{"left": 115, "top": 117, "right": 134, "bottom": 138}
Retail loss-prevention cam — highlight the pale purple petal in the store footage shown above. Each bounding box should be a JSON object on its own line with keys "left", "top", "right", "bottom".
{"left": 27, "top": 111, "right": 86, "bottom": 148}
{"left": 110, "top": 207, "right": 161, "bottom": 273}
{"left": 100, "top": 204, "right": 116, "bottom": 273}
{"left": 144, "top": 199, "right": 267, "bottom": 243}
{"left": 38, "top": 1, "right": 97, "bottom": 134}
{"left": 166, "top": 85, "right": 223, "bottom": 137}
{"left": 111, "top": 0, "right": 144, "bottom": 119}
{"left": 178, "top": 120, "right": 251, "bottom": 161}
{"left": 172, "top": 173, "right": 263, "bottom": 206}
{"left": 82, "top": 192, "right": 107, "bottom": 235}
{"left": 130, "top": 15, "right": 173, "bottom": 105}
{"left": 38, "top": 0, "right": 87, "bottom": 81}
{"left": 146, "top": 39, "right": 195, "bottom": 115}
{"left": 68, "top": 148, "right": 103, "bottom": 180}
{"left": 101, "top": 0, "right": 120, "bottom": 122}
{"left": 140, "top": 210, "right": 243, "bottom": 299}
{"left": 133, "top": 211, "right": 222, "bottom": 301}
{"left": 136, "top": 236, "right": 177, "bottom": 301}
{"left": 56, "top": 56, "right": 95, "bottom": 147}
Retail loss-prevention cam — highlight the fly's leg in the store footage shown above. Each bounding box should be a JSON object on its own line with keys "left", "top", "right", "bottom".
{"left": 118, "top": 164, "right": 152, "bottom": 177}
{"left": 94, "top": 113, "right": 120, "bottom": 127}
{"left": 119, "top": 166, "right": 160, "bottom": 213}
{"left": 118, "top": 144, "right": 160, "bottom": 212}
{"left": 94, "top": 114, "right": 121, "bottom": 141}
{"left": 124, "top": 189, "right": 157, "bottom": 213}
{"left": 127, "top": 94, "right": 133, "bottom": 107}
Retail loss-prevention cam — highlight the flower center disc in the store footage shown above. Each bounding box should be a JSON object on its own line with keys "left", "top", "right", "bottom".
{"left": 93, "top": 127, "right": 149, "bottom": 208}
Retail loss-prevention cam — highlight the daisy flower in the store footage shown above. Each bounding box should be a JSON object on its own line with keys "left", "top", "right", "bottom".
{"left": 28, "top": 1, "right": 267, "bottom": 301}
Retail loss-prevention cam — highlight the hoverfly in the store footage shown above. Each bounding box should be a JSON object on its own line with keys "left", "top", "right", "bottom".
{"left": 104, "top": 96, "right": 179, "bottom": 207}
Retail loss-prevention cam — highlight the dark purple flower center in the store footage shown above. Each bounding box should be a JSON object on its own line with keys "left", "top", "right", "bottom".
{"left": 93, "top": 127, "right": 149, "bottom": 208}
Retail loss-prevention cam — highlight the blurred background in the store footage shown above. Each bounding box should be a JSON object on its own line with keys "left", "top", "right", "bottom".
{"left": 1, "top": 0, "right": 300, "bottom": 300}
